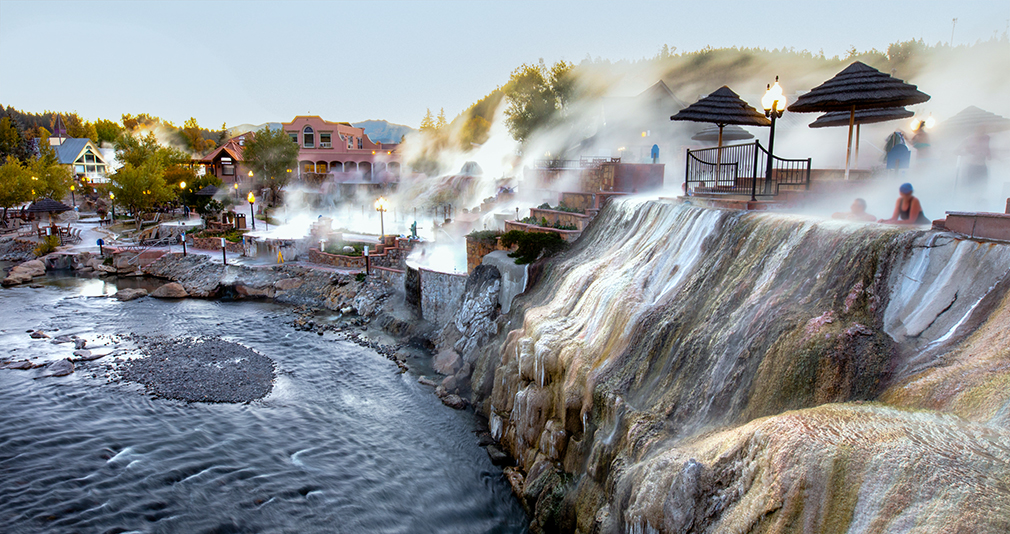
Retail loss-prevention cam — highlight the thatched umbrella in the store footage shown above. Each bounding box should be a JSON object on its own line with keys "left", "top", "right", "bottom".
{"left": 939, "top": 106, "right": 1010, "bottom": 138}
{"left": 672, "top": 86, "right": 770, "bottom": 175}
{"left": 809, "top": 107, "right": 914, "bottom": 167}
{"left": 788, "top": 61, "right": 930, "bottom": 178}
{"left": 691, "top": 124, "right": 754, "bottom": 143}
{"left": 27, "top": 198, "right": 72, "bottom": 235}
{"left": 195, "top": 184, "right": 220, "bottom": 196}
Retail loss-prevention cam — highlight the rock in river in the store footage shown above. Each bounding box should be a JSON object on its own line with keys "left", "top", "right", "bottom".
{"left": 114, "top": 288, "right": 148, "bottom": 301}
{"left": 43, "top": 359, "right": 74, "bottom": 377}
{"left": 150, "top": 282, "right": 188, "bottom": 299}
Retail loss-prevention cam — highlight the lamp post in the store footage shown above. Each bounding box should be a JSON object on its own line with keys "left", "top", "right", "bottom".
{"left": 109, "top": 192, "right": 115, "bottom": 221}
{"left": 248, "top": 191, "right": 256, "bottom": 230}
{"left": 234, "top": 182, "right": 239, "bottom": 200}
{"left": 760, "top": 76, "right": 787, "bottom": 200}
{"left": 374, "top": 196, "right": 388, "bottom": 241}
{"left": 70, "top": 184, "right": 76, "bottom": 207}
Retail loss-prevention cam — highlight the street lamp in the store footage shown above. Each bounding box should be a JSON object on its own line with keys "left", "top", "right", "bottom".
{"left": 234, "top": 182, "right": 239, "bottom": 200}
{"left": 248, "top": 191, "right": 256, "bottom": 230}
{"left": 374, "top": 196, "right": 388, "bottom": 241}
{"left": 70, "top": 184, "right": 75, "bottom": 207}
{"left": 109, "top": 192, "right": 115, "bottom": 221}
{"left": 760, "top": 76, "right": 787, "bottom": 200}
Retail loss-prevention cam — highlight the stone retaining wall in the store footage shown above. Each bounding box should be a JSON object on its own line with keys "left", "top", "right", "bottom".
{"left": 419, "top": 267, "right": 467, "bottom": 327}
{"left": 504, "top": 220, "right": 582, "bottom": 243}
{"left": 529, "top": 208, "right": 591, "bottom": 231}
{"left": 191, "top": 236, "right": 245, "bottom": 253}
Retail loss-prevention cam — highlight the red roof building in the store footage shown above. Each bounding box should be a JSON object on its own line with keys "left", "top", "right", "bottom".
{"left": 281, "top": 116, "right": 400, "bottom": 181}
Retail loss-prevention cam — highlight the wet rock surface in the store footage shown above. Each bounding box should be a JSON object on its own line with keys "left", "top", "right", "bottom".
{"left": 119, "top": 336, "right": 274, "bottom": 403}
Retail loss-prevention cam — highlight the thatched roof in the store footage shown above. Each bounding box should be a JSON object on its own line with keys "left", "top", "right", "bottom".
{"left": 27, "top": 198, "right": 72, "bottom": 213}
{"left": 671, "top": 86, "right": 771, "bottom": 127}
{"left": 788, "top": 62, "right": 930, "bottom": 113}
{"left": 809, "top": 107, "right": 913, "bottom": 129}
{"left": 692, "top": 124, "right": 754, "bottom": 142}
{"left": 939, "top": 106, "right": 1010, "bottom": 135}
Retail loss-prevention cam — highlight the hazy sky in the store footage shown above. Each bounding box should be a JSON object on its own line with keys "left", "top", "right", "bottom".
{"left": 1, "top": 0, "right": 1007, "bottom": 129}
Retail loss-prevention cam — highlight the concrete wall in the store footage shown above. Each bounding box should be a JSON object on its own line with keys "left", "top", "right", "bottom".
{"left": 504, "top": 220, "right": 582, "bottom": 243}
{"left": 419, "top": 267, "right": 467, "bottom": 327}
{"left": 529, "top": 208, "right": 592, "bottom": 231}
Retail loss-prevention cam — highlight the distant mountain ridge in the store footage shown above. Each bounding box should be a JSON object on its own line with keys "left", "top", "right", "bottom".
{"left": 226, "top": 120, "right": 413, "bottom": 145}
{"left": 353, "top": 120, "right": 414, "bottom": 144}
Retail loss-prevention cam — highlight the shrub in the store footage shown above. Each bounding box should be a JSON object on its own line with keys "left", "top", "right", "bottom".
{"left": 355, "top": 272, "right": 367, "bottom": 282}
{"left": 33, "top": 235, "right": 60, "bottom": 257}
{"left": 500, "top": 230, "right": 567, "bottom": 264}
{"left": 466, "top": 229, "right": 503, "bottom": 246}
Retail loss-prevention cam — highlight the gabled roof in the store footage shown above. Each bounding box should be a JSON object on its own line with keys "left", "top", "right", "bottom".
{"left": 201, "top": 137, "right": 245, "bottom": 163}
{"left": 52, "top": 138, "right": 105, "bottom": 165}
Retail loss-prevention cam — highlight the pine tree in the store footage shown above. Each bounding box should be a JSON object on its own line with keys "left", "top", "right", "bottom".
{"left": 419, "top": 109, "right": 436, "bottom": 132}
{"left": 435, "top": 108, "right": 447, "bottom": 131}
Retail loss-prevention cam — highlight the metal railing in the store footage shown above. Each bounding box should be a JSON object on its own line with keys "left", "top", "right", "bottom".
{"left": 685, "top": 141, "right": 811, "bottom": 199}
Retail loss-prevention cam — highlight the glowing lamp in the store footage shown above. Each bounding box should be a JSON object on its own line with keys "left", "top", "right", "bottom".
{"left": 762, "top": 79, "right": 787, "bottom": 113}
{"left": 924, "top": 115, "right": 935, "bottom": 129}
{"left": 70, "top": 185, "right": 75, "bottom": 191}
{"left": 247, "top": 192, "right": 255, "bottom": 204}
{"left": 374, "top": 196, "right": 389, "bottom": 212}
{"left": 910, "top": 119, "right": 920, "bottom": 131}
{"left": 179, "top": 181, "right": 186, "bottom": 189}
{"left": 234, "top": 183, "right": 239, "bottom": 189}
{"left": 109, "top": 192, "right": 114, "bottom": 200}
{"left": 248, "top": 170, "right": 254, "bottom": 177}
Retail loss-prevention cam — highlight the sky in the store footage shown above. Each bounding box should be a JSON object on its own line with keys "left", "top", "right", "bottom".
{"left": 1, "top": 0, "right": 1007, "bottom": 129}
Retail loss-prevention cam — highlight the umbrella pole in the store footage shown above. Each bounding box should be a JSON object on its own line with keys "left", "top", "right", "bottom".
{"left": 716, "top": 125, "right": 724, "bottom": 184}
{"left": 854, "top": 123, "right": 861, "bottom": 168}
{"left": 844, "top": 106, "right": 855, "bottom": 180}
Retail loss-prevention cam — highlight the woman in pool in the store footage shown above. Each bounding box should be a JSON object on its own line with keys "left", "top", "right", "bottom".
{"left": 879, "top": 183, "right": 930, "bottom": 225}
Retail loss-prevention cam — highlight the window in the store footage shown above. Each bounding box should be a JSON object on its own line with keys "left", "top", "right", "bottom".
{"left": 320, "top": 132, "right": 332, "bottom": 148}
{"left": 346, "top": 135, "right": 352, "bottom": 149}
{"left": 303, "top": 126, "right": 314, "bottom": 148}
{"left": 303, "top": 162, "right": 315, "bottom": 173}
{"left": 75, "top": 164, "right": 85, "bottom": 173}
{"left": 357, "top": 137, "right": 363, "bottom": 149}
{"left": 288, "top": 132, "right": 297, "bottom": 143}
{"left": 223, "top": 165, "right": 235, "bottom": 175}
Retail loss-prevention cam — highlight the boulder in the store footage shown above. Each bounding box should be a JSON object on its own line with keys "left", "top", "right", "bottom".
{"left": 114, "top": 288, "right": 148, "bottom": 301}
{"left": 235, "top": 284, "right": 273, "bottom": 298}
{"left": 16, "top": 260, "right": 46, "bottom": 277}
{"left": 418, "top": 376, "right": 439, "bottom": 387}
{"left": 74, "top": 338, "right": 87, "bottom": 350}
{"left": 1, "top": 360, "right": 35, "bottom": 370}
{"left": 441, "top": 394, "right": 468, "bottom": 410}
{"left": 150, "top": 282, "right": 188, "bottom": 299}
{"left": 433, "top": 349, "right": 462, "bottom": 375}
{"left": 43, "top": 359, "right": 74, "bottom": 377}
{"left": 2, "top": 271, "right": 34, "bottom": 287}
{"left": 274, "top": 278, "right": 303, "bottom": 291}
{"left": 30, "top": 330, "right": 49, "bottom": 339}
{"left": 441, "top": 374, "right": 459, "bottom": 393}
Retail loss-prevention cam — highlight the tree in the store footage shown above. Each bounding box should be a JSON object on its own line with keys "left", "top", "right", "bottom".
{"left": 109, "top": 159, "right": 174, "bottom": 231}
{"left": 94, "top": 119, "right": 122, "bottom": 146}
{"left": 180, "top": 117, "right": 216, "bottom": 154}
{"left": 503, "top": 59, "right": 575, "bottom": 143}
{"left": 0, "top": 157, "right": 32, "bottom": 221}
{"left": 26, "top": 144, "right": 73, "bottom": 201}
{"left": 435, "top": 108, "right": 447, "bottom": 131}
{"left": 242, "top": 127, "right": 298, "bottom": 203}
{"left": 0, "top": 116, "right": 33, "bottom": 162}
{"left": 419, "top": 109, "right": 436, "bottom": 132}
{"left": 115, "top": 131, "right": 188, "bottom": 169}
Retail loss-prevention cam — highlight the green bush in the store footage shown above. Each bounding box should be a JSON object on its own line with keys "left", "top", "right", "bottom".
{"left": 355, "top": 272, "right": 367, "bottom": 282}
{"left": 466, "top": 229, "right": 503, "bottom": 246}
{"left": 500, "top": 230, "right": 567, "bottom": 264}
{"left": 323, "top": 242, "right": 364, "bottom": 256}
{"left": 33, "top": 235, "right": 60, "bottom": 257}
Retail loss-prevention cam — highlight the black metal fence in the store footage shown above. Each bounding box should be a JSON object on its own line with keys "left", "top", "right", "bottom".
{"left": 684, "top": 141, "right": 811, "bottom": 199}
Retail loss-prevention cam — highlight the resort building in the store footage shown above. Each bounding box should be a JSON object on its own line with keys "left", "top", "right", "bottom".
{"left": 50, "top": 137, "right": 111, "bottom": 184}
{"left": 281, "top": 116, "right": 400, "bottom": 181}
{"left": 200, "top": 131, "right": 254, "bottom": 190}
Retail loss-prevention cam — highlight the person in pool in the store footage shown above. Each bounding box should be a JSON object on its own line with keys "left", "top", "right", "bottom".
{"left": 832, "top": 198, "right": 877, "bottom": 222}
{"left": 879, "top": 183, "right": 930, "bottom": 225}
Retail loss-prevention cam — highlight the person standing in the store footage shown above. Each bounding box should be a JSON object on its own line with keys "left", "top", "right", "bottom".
{"left": 879, "top": 183, "right": 929, "bottom": 225}
{"left": 911, "top": 121, "right": 931, "bottom": 163}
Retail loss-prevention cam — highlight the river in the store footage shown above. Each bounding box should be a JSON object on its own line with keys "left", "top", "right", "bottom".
{"left": 0, "top": 273, "right": 527, "bottom": 533}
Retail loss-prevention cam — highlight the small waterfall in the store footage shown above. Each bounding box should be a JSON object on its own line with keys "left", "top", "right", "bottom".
{"left": 471, "top": 198, "right": 1010, "bottom": 532}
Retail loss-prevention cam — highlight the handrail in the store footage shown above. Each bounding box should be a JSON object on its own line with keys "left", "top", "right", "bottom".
{"left": 685, "top": 141, "right": 811, "bottom": 198}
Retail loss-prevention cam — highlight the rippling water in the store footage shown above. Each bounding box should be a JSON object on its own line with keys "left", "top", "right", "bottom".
{"left": 0, "top": 275, "right": 527, "bottom": 533}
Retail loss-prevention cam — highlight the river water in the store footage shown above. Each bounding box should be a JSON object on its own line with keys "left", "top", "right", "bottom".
{"left": 0, "top": 274, "right": 527, "bottom": 533}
